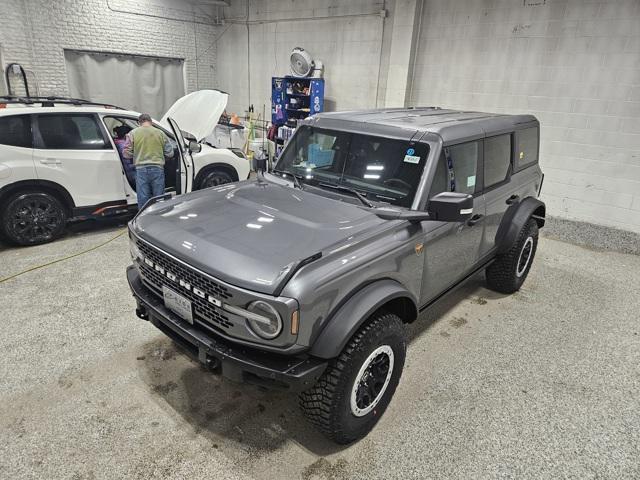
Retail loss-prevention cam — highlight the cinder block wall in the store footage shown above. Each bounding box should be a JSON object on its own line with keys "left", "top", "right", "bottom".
{"left": 410, "top": 0, "right": 640, "bottom": 233}
{"left": 0, "top": 0, "right": 219, "bottom": 98}
{"left": 216, "top": 0, "right": 387, "bottom": 115}
{"left": 1, "top": 0, "right": 638, "bottom": 233}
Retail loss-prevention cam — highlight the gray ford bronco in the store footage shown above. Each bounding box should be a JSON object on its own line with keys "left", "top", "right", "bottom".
{"left": 127, "top": 107, "right": 545, "bottom": 444}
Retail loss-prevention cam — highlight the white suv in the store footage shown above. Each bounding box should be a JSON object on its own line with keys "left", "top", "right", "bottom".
{"left": 0, "top": 90, "right": 250, "bottom": 246}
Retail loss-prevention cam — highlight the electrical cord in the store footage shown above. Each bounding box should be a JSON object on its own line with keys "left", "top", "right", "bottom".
{"left": 0, "top": 228, "right": 127, "bottom": 284}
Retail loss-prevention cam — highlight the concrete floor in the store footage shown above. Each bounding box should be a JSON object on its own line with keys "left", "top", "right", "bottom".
{"left": 1, "top": 221, "right": 639, "bottom": 480}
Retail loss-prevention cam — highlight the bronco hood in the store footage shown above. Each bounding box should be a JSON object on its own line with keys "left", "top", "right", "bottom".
{"left": 160, "top": 89, "right": 228, "bottom": 142}
{"left": 132, "top": 179, "right": 387, "bottom": 295}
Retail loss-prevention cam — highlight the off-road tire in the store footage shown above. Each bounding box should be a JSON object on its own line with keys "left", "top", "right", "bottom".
{"left": 486, "top": 218, "right": 538, "bottom": 294}
{"left": 1, "top": 191, "right": 67, "bottom": 246}
{"left": 299, "top": 311, "right": 406, "bottom": 444}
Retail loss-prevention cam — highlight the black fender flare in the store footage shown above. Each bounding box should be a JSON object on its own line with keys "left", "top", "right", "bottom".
{"left": 495, "top": 196, "right": 545, "bottom": 255}
{"left": 309, "top": 279, "right": 416, "bottom": 359}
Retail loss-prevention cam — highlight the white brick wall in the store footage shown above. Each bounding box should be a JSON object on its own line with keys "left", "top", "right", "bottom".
{"left": 410, "top": 0, "right": 640, "bottom": 233}
{"left": 0, "top": 0, "right": 219, "bottom": 99}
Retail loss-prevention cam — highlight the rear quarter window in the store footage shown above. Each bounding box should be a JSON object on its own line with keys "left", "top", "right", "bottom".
{"left": 0, "top": 115, "right": 32, "bottom": 148}
{"left": 515, "top": 127, "right": 539, "bottom": 170}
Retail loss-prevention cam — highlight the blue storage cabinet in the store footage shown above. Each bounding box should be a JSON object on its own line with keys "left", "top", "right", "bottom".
{"left": 271, "top": 76, "right": 324, "bottom": 125}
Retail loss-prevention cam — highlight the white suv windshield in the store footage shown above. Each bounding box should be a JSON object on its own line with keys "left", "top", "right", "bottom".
{"left": 274, "top": 126, "right": 429, "bottom": 207}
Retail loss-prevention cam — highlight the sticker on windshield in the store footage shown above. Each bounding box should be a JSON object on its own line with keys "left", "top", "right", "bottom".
{"left": 403, "top": 154, "right": 421, "bottom": 164}
{"left": 406, "top": 148, "right": 415, "bottom": 155}
{"left": 467, "top": 175, "right": 476, "bottom": 188}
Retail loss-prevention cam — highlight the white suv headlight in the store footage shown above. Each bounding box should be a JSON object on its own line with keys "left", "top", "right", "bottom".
{"left": 245, "top": 300, "right": 282, "bottom": 339}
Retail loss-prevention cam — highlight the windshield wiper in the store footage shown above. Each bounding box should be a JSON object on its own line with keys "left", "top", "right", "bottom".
{"left": 273, "top": 169, "right": 303, "bottom": 190}
{"left": 317, "top": 182, "right": 373, "bottom": 208}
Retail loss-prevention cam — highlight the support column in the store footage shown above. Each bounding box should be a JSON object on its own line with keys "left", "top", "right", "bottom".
{"left": 383, "top": 0, "right": 423, "bottom": 107}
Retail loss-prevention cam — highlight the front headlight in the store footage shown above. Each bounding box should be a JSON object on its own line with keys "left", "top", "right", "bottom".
{"left": 245, "top": 300, "right": 282, "bottom": 339}
{"left": 129, "top": 237, "right": 142, "bottom": 262}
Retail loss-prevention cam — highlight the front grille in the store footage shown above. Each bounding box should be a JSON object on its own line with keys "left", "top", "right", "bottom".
{"left": 136, "top": 239, "right": 234, "bottom": 331}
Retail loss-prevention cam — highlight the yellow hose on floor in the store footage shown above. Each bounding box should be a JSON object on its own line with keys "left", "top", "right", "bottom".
{"left": 0, "top": 228, "right": 127, "bottom": 284}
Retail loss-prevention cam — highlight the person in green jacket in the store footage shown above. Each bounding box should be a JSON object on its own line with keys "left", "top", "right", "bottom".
{"left": 123, "top": 113, "right": 173, "bottom": 208}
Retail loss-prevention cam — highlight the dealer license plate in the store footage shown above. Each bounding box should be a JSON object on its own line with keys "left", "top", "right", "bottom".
{"left": 163, "top": 286, "right": 193, "bottom": 324}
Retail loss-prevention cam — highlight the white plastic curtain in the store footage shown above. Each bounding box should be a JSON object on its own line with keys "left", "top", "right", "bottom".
{"left": 64, "top": 49, "right": 185, "bottom": 119}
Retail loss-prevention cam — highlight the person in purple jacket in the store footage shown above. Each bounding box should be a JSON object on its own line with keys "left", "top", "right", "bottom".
{"left": 113, "top": 125, "right": 135, "bottom": 186}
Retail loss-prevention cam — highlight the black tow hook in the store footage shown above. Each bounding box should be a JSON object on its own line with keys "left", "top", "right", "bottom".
{"left": 204, "top": 356, "right": 221, "bottom": 370}
{"left": 136, "top": 306, "right": 149, "bottom": 320}
{"left": 197, "top": 346, "right": 221, "bottom": 370}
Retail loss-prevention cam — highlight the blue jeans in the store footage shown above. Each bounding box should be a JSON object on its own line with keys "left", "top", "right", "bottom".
{"left": 136, "top": 165, "right": 165, "bottom": 209}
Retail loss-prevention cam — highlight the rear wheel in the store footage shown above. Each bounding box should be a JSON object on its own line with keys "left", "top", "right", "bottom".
{"left": 299, "top": 311, "right": 406, "bottom": 444}
{"left": 197, "top": 168, "right": 234, "bottom": 189}
{"left": 486, "top": 218, "right": 539, "bottom": 293}
{"left": 1, "top": 192, "right": 67, "bottom": 246}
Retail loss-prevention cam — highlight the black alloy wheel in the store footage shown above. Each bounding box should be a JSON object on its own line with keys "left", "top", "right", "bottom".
{"left": 199, "top": 169, "right": 234, "bottom": 189}
{"left": 351, "top": 345, "right": 394, "bottom": 417}
{"left": 2, "top": 192, "right": 67, "bottom": 246}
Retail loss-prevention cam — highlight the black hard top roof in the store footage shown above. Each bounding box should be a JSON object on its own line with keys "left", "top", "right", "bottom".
{"left": 304, "top": 107, "right": 539, "bottom": 144}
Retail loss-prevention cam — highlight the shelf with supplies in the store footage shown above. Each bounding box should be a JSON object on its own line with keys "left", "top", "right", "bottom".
{"left": 273, "top": 124, "right": 296, "bottom": 156}
{"left": 271, "top": 76, "right": 324, "bottom": 126}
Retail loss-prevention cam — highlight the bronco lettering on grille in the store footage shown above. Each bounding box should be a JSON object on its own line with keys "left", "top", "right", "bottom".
{"left": 141, "top": 256, "right": 223, "bottom": 307}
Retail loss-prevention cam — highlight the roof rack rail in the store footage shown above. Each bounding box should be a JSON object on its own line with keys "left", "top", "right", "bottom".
{"left": 0, "top": 95, "right": 125, "bottom": 109}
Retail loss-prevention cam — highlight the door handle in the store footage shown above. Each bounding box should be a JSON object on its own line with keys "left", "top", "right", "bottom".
{"left": 506, "top": 194, "right": 519, "bottom": 205}
{"left": 467, "top": 214, "right": 484, "bottom": 226}
{"left": 40, "top": 158, "right": 62, "bottom": 165}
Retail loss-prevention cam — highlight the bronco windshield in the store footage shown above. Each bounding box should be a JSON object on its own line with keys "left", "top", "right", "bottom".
{"left": 274, "top": 126, "right": 429, "bottom": 208}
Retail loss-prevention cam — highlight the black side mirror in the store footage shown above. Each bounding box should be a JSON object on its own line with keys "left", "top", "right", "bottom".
{"left": 428, "top": 192, "right": 474, "bottom": 222}
{"left": 188, "top": 140, "right": 202, "bottom": 154}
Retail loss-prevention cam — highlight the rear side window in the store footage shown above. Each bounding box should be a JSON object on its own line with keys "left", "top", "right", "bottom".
{"left": 36, "top": 114, "right": 109, "bottom": 150}
{"left": 0, "top": 115, "right": 32, "bottom": 148}
{"left": 484, "top": 134, "right": 512, "bottom": 188}
{"left": 515, "top": 127, "right": 539, "bottom": 170}
{"left": 429, "top": 141, "right": 479, "bottom": 198}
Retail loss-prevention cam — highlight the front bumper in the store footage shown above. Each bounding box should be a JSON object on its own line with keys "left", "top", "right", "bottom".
{"left": 127, "top": 266, "right": 326, "bottom": 391}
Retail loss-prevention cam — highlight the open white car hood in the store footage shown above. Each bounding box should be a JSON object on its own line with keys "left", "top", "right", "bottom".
{"left": 160, "top": 89, "right": 228, "bottom": 142}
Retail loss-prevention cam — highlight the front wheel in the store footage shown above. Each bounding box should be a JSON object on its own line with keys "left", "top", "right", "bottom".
{"left": 486, "top": 218, "right": 539, "bottom": 294}
{"left": 197, "top": 168, "right": 234, "bottom": 189}
{"left": 299, "top": 311, "right": 406, "bottom": 444}
{"left": 1, "top": 192, "right": 67, "bottom": 246}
